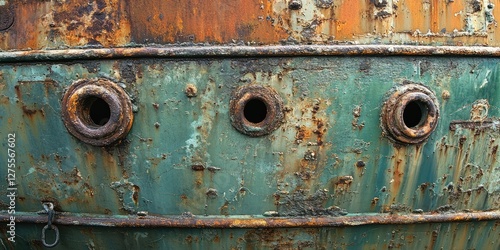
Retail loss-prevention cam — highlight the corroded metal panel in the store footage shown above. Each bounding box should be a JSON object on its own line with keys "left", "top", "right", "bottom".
{"left": 4, "top": 221, "right": 500, "bottom": 249}
{"left": 0, "top": 49, "right": 499, "bottom": 248}
{"left": 1, "top": 0, "right": 500, "bottom": 49}
{"left": 0, "top": 1, "right": 499, "bottom": 249}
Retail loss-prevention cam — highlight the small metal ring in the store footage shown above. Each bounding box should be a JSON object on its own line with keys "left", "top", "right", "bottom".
{"left": 42, "top": 224, "right": 60, "bottom": 248}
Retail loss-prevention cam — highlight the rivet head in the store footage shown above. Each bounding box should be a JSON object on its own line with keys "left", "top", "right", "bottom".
{"left": 289, "top": 0, "right": 302, "bottom": 10}
{"left": 372, "top": 0, "right": 388, "bottom": 8}
{"left": 356, "top": 160, "right": 366, "bottom": 168}
{"left": 316, "top": 0, "right": 334, "bottom": 9}
{"left": 185, "top": 84, "right": 198, "bottom": 97}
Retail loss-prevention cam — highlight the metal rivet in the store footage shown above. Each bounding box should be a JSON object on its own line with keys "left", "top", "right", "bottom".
{"left": 356, "top": 160, "right": 366, "bottom": 168}
{"left": 0, "top": 5, "right": 14, "bottom": 31}
{"left": 441, "top": 90, "right": 451, "bottom": 100}
{"left": 372, "top": 0, "right": 388, "bottom": 8}
{"left": 289, "top": 0, "right": 302, "bottom": 10}
{"left": 206, "top": 188, "right": 218, "bottom": 198}
{"left": 185, "top": 84, "right": 198, "bottom": 97}
{"left": 316, "top": 0, "right": 334, "bottom": 9}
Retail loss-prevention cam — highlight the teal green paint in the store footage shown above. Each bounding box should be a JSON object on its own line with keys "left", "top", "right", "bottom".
{"left": 0, "top": 56, "right": 499, "bottom": 248}
{"left": 3, "top": 221, "right": 498, "bottom": 250}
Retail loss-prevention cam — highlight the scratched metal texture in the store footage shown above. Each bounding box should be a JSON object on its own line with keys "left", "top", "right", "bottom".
{"left": 1, "top": 0, "right": 500, "bottom": 49}
{"left": 0, "top": 55, "right": 499, "bottom": 248}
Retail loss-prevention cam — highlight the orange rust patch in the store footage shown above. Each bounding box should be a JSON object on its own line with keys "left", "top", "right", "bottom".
{"left": 335, "top": 0, "right": 367, "bottom": 40}
{"left": 295, "top": 125, "right": 312, "bottom": 142}
{"left": 1, "top": 0, "right": 499, "bottom": 49}
{"left": 3, "top": 0, "right": 131, "bottom": 49}
{"left": 126, "top": 0, "right": 287, "bottom": 44}
{"left": 395, "top": 0, "right": 429, "bottom": 32}
{"left": 391, "top": 157, "right": 404, "bottom": 192}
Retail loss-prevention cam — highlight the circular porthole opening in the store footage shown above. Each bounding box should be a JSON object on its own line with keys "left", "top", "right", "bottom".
{"left": 62, "top": 79, "right": 134, "bottom": 146}
{"left": 381, "top": 83, "right": 440, "bottom": 144}
{"left": 82, "top": 97, "right": 111, "bottom": 127}
{"left": 243, "top": 98, "right": 268, "bottom": 124}
{"left": 230, "top": 85, "right": 284, "bottom": 137}
{"left": 403, "top": 100, "right": 428, "bottom": 129}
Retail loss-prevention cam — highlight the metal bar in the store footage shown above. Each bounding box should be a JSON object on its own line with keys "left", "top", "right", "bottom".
{"left": 449, "top": 120, "right": 499, "bottom": 131}
{"left": 1, "top": 211, "right": 498, "bottom": 228}
{"left": 1, "top": 45, "right": 500, "bottom": 63}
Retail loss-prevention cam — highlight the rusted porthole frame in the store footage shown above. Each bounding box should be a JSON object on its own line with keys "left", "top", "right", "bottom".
{"left": 0, "top": 5, "right": 15, "bottom": 31}
{"left": 381, "top": 82, "right": 440, "bottom": 144}
{"left": 230, "top": 85, "right": 284, "bottom": 137}
{"left": 61, "top": 79, "right": 134, "bottom": 146}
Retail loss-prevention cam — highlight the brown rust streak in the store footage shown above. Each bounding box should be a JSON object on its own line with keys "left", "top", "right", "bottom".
{"left": 441, "top": 0, "right": 464, "bottom": 34}
{"left": 493, "top": 0, "right": 500, "bottom": 43}
{"left": 391, "top": 148, "right": 405, "bottom": 195}
{"left": 335, "top": 0, "right": 367, "bottom": 40}
{"left": 0, "top": 1, "right": 498, "bottom": 49}
{"left": 4, "top": 1, "right": 50, "bottom": 49}
{"left": 431, "top": 0, "right": 438, "bottom": 33}
{"left": 3, "top": 211, "right": 499, "bottom": 228}
{"left": 125, "top": 0, "right": 286, "bottom": 44}
{"left": 394, "top": 0, "right": 426, "bottom": 32}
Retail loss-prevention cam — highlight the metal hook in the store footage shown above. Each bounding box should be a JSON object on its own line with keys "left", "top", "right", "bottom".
{"left": 41, "top": 202, "right": 59, "bottom": 248}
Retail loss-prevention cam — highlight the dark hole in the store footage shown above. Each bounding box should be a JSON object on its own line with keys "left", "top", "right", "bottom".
{"left": 403, "top": 101, "right": 426, "bottom": 128}
{"left": 244, "top": 98, "right": 267, "bottom": 124}
{"left": 88, "top": 97, "right": 111, "bottom": 126}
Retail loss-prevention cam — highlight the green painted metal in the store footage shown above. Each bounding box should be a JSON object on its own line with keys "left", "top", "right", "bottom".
{"left": 0, "top": 52, "right": 499, "bottom": 248}
{"left": 6, "top": 221, "right": 500, "bottom": 250}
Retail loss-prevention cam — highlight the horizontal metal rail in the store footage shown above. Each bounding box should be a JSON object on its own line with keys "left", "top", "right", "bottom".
{"left": 1, "top": 210, "right": 498, "bottom": 228}
{"left": 1, "top": 45, "right": 500, "bottom": 63}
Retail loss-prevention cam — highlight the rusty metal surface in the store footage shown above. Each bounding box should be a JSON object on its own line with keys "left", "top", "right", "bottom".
{"left": 61, "top": 78, "right": 134, "bottom": 146}
{"left": 0, "top": 4, "right": 14, "bottom": 32}
{"left": 1, "top": 211, "right": 499, "bottom": 228}
{"left": 381, "top": 82, "right": 440, "bottom": 144}
{"left": 1, "top": 220, "right": 496, "bottom": 250}
{"left": 0, "top": 0, "right": 499, "bottom": 249}
{"left": 230, "top": 84, "right": 285, "bottom": 137}
{"left": 0, "top": 50, "right": 499, "bottom": 248}
{"left": 1, "top": 0, "right": 500, "bottom": 50}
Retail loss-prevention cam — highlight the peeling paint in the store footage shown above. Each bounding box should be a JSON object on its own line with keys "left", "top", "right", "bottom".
{"left": 2, "top": 1, "right": 500, "bottom": 49}
{"left": 0, "top": 42, "right": 499, "bottom": 249}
